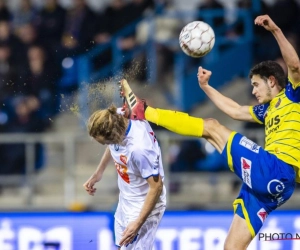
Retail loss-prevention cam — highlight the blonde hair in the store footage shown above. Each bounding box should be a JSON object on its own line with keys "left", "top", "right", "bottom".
{"left": 87, "top": 104, "right": 127, "bottom": 144}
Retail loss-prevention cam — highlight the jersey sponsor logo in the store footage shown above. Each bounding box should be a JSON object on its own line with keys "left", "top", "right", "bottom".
{"left": 267, "top": 179, "right": 285, "bottom": 197}
{"left": 114, "top": 144, "right": 119, "bottom": 151}
{"left": 241, "top": 157, "right": 252, "bottom": 188}
{"left": 257, "top": 208, "right": 268, "bottom": 223}
{"left": 265, "top": 115, "right": 281, "bottom": 135}
{"left": 120, "top": 155, "right": 127, "bottom": 165}
{"left": 239, "top": 137, "right": 260, "bottom": 153}
{"left": 265, "top": 115, "right": 280, "bottom": 130}
{"left": 242, "top": 160, "right": 251, "bottom": 169}
{"left": 114, "top": 162, "right": 130, "bottom": 183}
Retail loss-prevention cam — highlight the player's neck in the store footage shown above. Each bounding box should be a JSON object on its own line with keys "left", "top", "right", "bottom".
{"left": 270, "top": 85, "right": 284, "bottom": 100}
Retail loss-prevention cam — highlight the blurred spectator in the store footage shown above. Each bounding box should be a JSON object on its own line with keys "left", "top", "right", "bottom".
{"left": 36, "top": 0, "right": 66, "bottom": 58}
{"left": 0, "top": 0, "right": 11, "bottom": 21}
{"left": 61, "top": 0, "right": 96, "bottom": 55}
{"left": 268, "top": 0, "right": 300, "bottom": 35}
{"left": 22, "top": 45, "right": 58, "bottom": 123}
{"left": 9, "top": 96, "right": 42, "bottom": 133}
{"left": 0, "top": 96, "right": 46, "bottom": 175}
{"left": 197, "top": 0, "right": 225, "bottom": 30}
{"left": 170, "top": 140, "right": 206, "bottom": 172}
{"left": 226, "top": 0, "right": 269, "bottom": 40}
{"left": 93, "top": 0, "right": 154, "bottom": 77}
{"left": 0, "top": 20, "right": 9, "bottom": 43}
{"left": 126, "top": 0, "right": 154, "bottom": 24}
{"left": 16, "top": 23, "right": 39, "bottom": 46}
{"left": 120, "top": 0, "right": 154, "bottom": 50}
{"left": 254, "top": 0, "right": 300, "bottom": 62}
{"left": 0, "top": 20, "right": 23, "bottom": 55}
{"left": 0, "top": 42, "right": 18, "bottom": 104}
{"left": 121, "top": 0, "right": 154, "bottom": 78}
{"left": 100, "top": 0, "right": 132, "bottom": 37}
{"left": 93, "top": 0, "right": 130, "bottom": 71}
{"left": 146, "top": 1, "right": 181, "bottom": 103}
{"left": 12, "top": 0, "right": 38, "bottom": 29}
{"left": 14, "top": 23, "right": 40, "bottom": 75}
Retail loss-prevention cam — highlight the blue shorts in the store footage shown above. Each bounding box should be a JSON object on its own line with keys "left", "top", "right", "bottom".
{"left": 221, "top": 132, "right": 295, "bottom": 238}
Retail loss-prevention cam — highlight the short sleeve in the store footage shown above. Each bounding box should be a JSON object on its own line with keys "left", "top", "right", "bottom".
{"left": 285, "top": 80, "right": 300, "bottom": 102}
{"left": 288, "top": 77, "right": 300, "bottom": 89}
{"left": 249, "top": 104, "right": 269, "bottom": 124}
{"left": 131, "top": 149, "right": 159, "bottom": 179}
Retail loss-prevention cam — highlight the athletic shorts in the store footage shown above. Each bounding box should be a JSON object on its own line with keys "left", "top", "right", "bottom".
{"left": 221, "top": 132, "right": 295, "bottom": 238}
{"left": 114, "top": 205, "right": 166, "bottom": 249}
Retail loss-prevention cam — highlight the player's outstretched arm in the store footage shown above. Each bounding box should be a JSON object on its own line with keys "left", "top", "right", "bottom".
{"left": 83, "top": 146, "right": 112, "bottom": 196}
{"left": 255, "top": 15, "right": 300, "bottom": 84}
{"left": 198, "top": 67, "right": 254, "bottom": 122}
{"left": 119, "top": 174, "right": 163, "bottom": 247}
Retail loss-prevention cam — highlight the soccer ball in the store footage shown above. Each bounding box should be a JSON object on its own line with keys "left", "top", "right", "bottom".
{"left": 179, "top": 21, "right": 215, "bottom": 58}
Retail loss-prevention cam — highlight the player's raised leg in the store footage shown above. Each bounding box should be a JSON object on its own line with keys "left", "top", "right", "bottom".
{"left": 119, "top": 79, "right": 253, "bottom": 250}
{"left": 119, "top": 79, "right": 231, "bottom": 153}
{"left": 118, "top": 79, "right": 146, "bottom": 120}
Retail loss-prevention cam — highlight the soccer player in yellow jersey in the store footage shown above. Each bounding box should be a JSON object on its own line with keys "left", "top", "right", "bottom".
{"left": 119, "top": 15, "right": 300, "bottom": 249}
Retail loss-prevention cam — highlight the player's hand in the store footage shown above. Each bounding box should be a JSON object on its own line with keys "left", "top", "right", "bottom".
{"left": 254, "top": 15, "right": 278, "bottom": 32}
{"left": 119, "top": 221, "right": 141, "bottom": 247}
{"left": 83, "top": 173, "right": 101, "bottom": 196}
{"left": 197, "top": 66, "right": 212, "bottom": 89}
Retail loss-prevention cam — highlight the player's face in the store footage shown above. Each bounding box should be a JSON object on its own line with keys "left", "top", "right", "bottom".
{"left": 251, "top": 75, "right": 272, "bottom": 104}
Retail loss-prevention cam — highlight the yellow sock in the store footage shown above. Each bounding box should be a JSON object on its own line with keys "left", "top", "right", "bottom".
{"left": 145, "top": 107, "right": 203, "bottom": 137}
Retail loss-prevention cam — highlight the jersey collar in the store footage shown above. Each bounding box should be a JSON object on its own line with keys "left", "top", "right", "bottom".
{"left": 269, "top": 89, "right": 284, "bottom": 107}
{"left": 125, "top": 120, "right": 132, "bottom": 136}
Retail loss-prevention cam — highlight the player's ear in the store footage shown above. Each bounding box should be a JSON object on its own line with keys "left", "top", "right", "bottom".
{"left": 269, "top": 75, "right": 276, "bottom": 87}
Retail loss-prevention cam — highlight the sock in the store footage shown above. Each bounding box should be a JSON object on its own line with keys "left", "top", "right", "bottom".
{"left": 145, "top": 107, "right": 203, "bottom": 137}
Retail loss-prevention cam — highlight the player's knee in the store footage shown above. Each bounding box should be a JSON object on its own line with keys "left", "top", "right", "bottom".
{"left": 204, "top": 118, "right": 222, "bottom": 133}
{"left": 206, "top": 117, "right": 220, "bottom": 125}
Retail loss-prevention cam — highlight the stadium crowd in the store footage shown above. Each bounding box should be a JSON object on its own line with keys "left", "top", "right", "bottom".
{"left": 0, "top": 0, "right": 300, "bottom": 176}
{"left": 0, "top": 0, "right": 154, "bottom": 175}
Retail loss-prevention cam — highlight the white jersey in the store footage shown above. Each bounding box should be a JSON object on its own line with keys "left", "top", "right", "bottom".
{"left": 109, "top": 120, "right": 166, "bottom": 221}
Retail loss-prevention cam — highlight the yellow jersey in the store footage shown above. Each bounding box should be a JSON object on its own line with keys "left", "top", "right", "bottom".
{"left": 249, "top": 79, "right": 300, "bottom": 183}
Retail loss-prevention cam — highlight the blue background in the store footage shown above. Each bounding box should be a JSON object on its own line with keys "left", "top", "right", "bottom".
{"left": 0, "top": 211, "right": 300, "bottom": 249}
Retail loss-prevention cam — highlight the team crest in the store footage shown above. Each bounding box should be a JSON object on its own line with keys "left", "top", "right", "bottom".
{"left": 275, "top": 98, "right": 281, "bottom": 108}
{"left": 115, "top": 162, "right": 130, "bottom": 183}
{"left": 120, "top": 155, "right": 127, "bottom": 165}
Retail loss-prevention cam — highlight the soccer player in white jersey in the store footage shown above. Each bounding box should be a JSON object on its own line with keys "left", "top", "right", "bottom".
{"left": 83, "top": 105, "right": 166, "bottom": 249}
